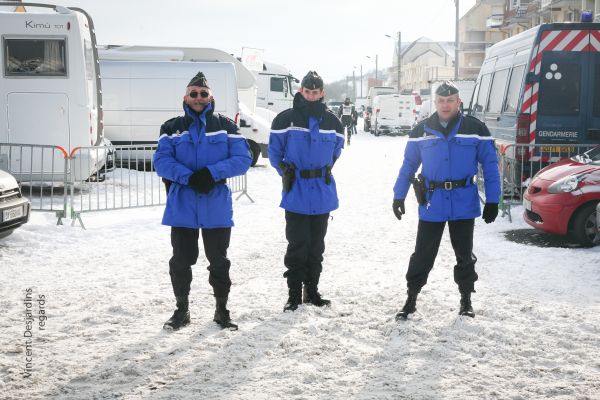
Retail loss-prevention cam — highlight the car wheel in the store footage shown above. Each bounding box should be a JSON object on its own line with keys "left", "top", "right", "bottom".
{"left": 570, "top": 202, "right": 599, "bottom": 247}
{"left": 248, "top": 140, "right": 260, "bottom": 167}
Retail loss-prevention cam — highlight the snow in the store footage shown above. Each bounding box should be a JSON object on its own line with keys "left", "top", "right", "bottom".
{"left": 1, "top": 129, "right": 599, "bottom": 399}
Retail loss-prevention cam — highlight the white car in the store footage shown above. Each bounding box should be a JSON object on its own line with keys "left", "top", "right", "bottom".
{"left": 0, "top": 169, "right": 31, "bottom": 239}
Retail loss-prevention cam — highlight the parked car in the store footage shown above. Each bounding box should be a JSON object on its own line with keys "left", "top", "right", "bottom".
{"left": 0, "top": 169, "right": 31, "bottom": 239}
{"left": 523, "top": 145, "right": 600, "bottom": 247}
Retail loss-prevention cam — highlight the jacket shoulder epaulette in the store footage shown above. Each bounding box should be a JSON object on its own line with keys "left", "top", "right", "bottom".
{"left": 408, "top": 120, "right": 427, "bottom": 138}
{"left": 271, "top": 108, "right": 294, "bottom": 130}
{"left": 160, "top": 116, "right": 190, "bottom": 136}
{"left": 462, "top": 114, "right": 491, "bottom": 136}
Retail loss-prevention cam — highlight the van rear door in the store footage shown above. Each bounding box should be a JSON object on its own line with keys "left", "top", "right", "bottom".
{"left": 589, "top": 49, "right": 600, "bottom": 143}
{"left": 536, "top": 51, "right": 585, "bottom": 148}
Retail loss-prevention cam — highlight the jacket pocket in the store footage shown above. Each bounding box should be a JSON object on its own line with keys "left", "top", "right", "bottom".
{"left": 453, "top": 138, "right": 478, "bottom": 165}
{"left": 207, "top": 134, "right": 228, "bottom": 163}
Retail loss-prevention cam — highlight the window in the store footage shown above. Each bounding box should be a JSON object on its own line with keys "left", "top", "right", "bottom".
{"left": 84, "top": 39, "right": 94, "bottom": 80}
{"left": 503, "top": 65, "right": 525, "bottom": 113}
{"left": 4, "top": 38, "right": 67, "bottom": 76}
{"left": 270, "top": 77, "right": 285, "bottom": 92}
{"left": 538, "top": 63, "right": 581, "bottom": 116}
{"left": 594, "top": 65, "right": 600, "bottom": 117}
{"left": 487, "top": 69, "right": 509, "bottom": 113}
{"left": 473, "top": 74, "right": 492, "bottom": 113}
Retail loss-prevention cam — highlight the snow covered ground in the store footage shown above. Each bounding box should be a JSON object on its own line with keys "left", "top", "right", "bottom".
{"left": 1, "top": 129, "right": 599, "bottom": 400}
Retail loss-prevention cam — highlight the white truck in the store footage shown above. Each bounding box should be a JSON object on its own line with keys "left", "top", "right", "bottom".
{"left": 253, "top": 61, "right": 297, "bottom": 114}
{"left": 0, "top": 2, "right": 108, "bottom": 182}
{"left": 98, "top": 45, "right": 269, "bottom": 166}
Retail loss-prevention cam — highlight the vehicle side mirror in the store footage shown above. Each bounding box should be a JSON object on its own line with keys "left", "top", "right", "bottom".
{"left": 525, "top": 72, "right": 539, "bottom": 84}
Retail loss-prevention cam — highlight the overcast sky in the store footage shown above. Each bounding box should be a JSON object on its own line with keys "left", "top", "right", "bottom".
{"left": 47, "top": 0, "right": 476, "bottom": 83}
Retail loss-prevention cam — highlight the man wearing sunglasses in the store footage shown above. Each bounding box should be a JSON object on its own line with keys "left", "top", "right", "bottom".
{"left": 154, "top": 71, "right": 252, "bottom": 331}
{"left": 269, "top": 70, "right": 345, "bottom": 312}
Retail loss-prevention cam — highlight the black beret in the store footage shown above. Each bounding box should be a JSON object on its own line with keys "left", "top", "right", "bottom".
{"left": 435, "top": 81, "right": 459, "bottom": 96}
{"left": 187, "top": 71, "right": 209, "bottom": 88}
{"left": 301, "top": 70, "right": 324, "bottom": 90}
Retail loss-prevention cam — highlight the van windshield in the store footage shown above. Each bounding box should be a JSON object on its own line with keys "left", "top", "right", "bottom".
{"left": 4, "top": 38, "right": 67, "bottom": 76}
{"left": 538, "top": 63, "right": 580, "bottom": 116}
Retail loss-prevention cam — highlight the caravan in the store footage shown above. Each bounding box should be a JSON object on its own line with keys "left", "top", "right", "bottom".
{"left": 469, "top": 21, "right": 600, "bottom": 175}
{"left": 0, "top": 2, "right": 106, "bottom": 182}
{"left": 98, "top": 45, "right": 270, "bottom": 166}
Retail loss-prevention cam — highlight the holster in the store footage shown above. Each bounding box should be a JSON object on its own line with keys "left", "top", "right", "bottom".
{"left": 325, "top": 165, "right": 332, "bottom": 185}
{"left": 412, "top": 174, "right": 427, "bottom": 206}
{"left": 280, "top": 162, "right": 296, "bottom": 192}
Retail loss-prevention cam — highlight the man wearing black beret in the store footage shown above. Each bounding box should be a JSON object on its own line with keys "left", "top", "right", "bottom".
{"left": 154, "top": 71, "right": 252, "bottom": 331}
{"left": 392, "top": 80, "right": 501, "bottom": 320}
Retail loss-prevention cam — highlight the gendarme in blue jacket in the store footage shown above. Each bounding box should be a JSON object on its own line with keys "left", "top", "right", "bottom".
{"left": 393, "top": 112, "right": 501, "bottom": 222}
{"left": 154, "top": 102, "right": 252, "bottom": 228}
{"left": 269, "top": 93, "right": 345, "bottom": 215}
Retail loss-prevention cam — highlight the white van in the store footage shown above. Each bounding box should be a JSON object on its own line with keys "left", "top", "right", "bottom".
{"left": 254, "top": 61, "right": 296, "bottom": 114}
{"left": 100, "top": 60, "right": 239, "bottom": 149}
{"left": 0, "top": 2, "right": 106, "bottom": 182}
{"left": 469, "top": 22, "right": 600, "bottom": 168}
{"left": 371, "top": 94, "right": 415, "bottom": 136}
{"left": 99, "top": 45, "right": 269, "bottom": 166}
{"left": 364, "top": 86, "right": 396, "bottom": 131}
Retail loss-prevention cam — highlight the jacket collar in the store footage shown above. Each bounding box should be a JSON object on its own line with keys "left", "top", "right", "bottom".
{"left": 425, "top": 111, "right": 462, "bottom": 140}
{"left": 293, "top": 92, "right": 326, "bottom": 119}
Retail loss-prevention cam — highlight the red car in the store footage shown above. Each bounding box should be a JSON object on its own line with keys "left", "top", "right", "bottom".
{"left": 523, "top": 146, "right": 600, "bottom": 247}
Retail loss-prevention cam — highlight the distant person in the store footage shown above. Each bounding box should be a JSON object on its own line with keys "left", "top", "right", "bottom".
{"left": 392, "top": 81, "right": 501, "bottom": 320}
{"left": 338, "top": 97, "right": 356, "bottom": 145}
{"left": 154, "top": 71, "right": 252, "bottom": 331}
{"left": 268, "top": 71, "right": 345, "bottom": 311}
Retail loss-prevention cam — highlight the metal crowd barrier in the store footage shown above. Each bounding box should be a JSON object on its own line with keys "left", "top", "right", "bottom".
{"left": 0, "top": 143, "right": 253, "bottom": 228}
{"left": 476, "top": 143, "right": 596, "bottom": 222}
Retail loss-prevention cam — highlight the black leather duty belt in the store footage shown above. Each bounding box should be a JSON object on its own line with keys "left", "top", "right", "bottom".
{"left": 428, "top": 178, "right": 468, "bottom": 191}
{"left": 300, "top": 168, "right": 326, "bottom": 178}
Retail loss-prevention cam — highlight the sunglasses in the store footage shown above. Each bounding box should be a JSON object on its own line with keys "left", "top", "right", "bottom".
{"left": 189, "top": 90, "right": 210, "bottom": 99}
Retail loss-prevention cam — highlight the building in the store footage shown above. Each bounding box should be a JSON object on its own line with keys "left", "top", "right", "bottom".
{"left": 458, "top": 0, "right": 507, "bottom": 79}
{"left": 387, "top": 38, "right": 455, "bottom": 94}
{"left": 503, "top": 0, "right": 600, "bottom": 36}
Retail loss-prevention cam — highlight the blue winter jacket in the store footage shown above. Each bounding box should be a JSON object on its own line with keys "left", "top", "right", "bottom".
{"left": 393, "top": 112, "right": 501, "bottom": 222}
{"left": 154, "top": 102, "right": 252, "bottom": 228}
{"left": 269, "top": 93, "right": 345, "bottom": 215}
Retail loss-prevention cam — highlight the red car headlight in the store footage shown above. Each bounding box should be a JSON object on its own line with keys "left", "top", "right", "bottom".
{"left": 547, "top": 175, "right": 584, "bottom": 193}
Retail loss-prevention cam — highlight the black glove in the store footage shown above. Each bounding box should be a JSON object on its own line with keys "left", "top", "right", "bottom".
{"left": 482, "top": 203, "right": 498, "bottom": 224}
{"left": 392, "top": 199, "right": 405, "bottom": 221}
{"left": 188, "top": 168, "right": 215, "bottom": 194}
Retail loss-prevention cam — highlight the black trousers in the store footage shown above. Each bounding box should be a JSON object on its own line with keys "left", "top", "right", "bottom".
{"left": 284, "top": 211, "right": 329, "bottom": 290}
{"left": 406, "top": 219, "right": 478, "bottom": 294}
{"left": 169, "top": 227, "right": 232, "bottom": 298}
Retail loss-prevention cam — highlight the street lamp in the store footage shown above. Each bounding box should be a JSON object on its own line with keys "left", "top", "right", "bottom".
{"left": 454, "top": 0, "right": 459, "bottom": 79}
{"left": 366, "top": 54, "right": 378, "bottom": 83}
{"left": 385, "top": 32, "right": 402, "bottom": 92}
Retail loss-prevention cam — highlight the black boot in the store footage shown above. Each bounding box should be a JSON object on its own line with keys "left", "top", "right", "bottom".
{"left": 459, "top": 291, "right": 475, "bottom": 318}
{"left": 213, "top": 296, "right": 238, "bottom": 330}
{"left": 395, "top": 290, "right": 418, "bottom": 321}
{"left": 163, "top": 296, "right": 190, "bottom": 331}
{"left": 284, "top": 288, "right": 302, "bottom": 312}
{"left": 303, "top": 284, "right": 331, "bottom": 307}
